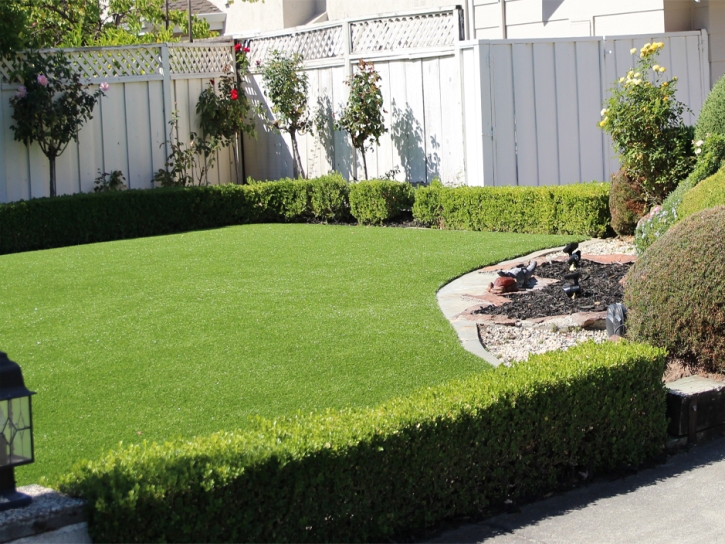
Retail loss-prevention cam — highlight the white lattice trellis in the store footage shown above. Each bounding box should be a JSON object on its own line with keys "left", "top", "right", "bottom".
{"left": 0, "top": 47, "right": 163, "bottom": 84}
{"left": 168, "top": 45, "right": 235, "bottom": 75}
{"left": 246, "top": 26, "right": 344, "bottom": 66}
{"left": 350, "top": 11, "right": 461, "bottom": 53}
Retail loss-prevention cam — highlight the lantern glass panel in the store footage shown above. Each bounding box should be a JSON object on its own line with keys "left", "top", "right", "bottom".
{"left": 0, "top": 397, "right": 32, "bottom": 467}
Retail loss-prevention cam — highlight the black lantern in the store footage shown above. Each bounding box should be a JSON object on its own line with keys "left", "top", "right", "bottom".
{"left": 0, "top": 352, "right": 35, "bottom": 511}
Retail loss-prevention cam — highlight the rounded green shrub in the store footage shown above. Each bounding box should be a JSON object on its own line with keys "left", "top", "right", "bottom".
{"left": 609, "top": 169, "right": 647, "bottom": 235}
{"left": 625, "top": 206, "right": 725, "bottom": 371}
{"left": 678, "top": 166, "right": 725, "bottom": 219}
{"left": 695, "top": 75, "right": 725, "bottom": 141}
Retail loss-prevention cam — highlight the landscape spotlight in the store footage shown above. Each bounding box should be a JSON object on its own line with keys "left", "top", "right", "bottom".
{"left": 0, "top": 352, "right": 35, "bottom": 511}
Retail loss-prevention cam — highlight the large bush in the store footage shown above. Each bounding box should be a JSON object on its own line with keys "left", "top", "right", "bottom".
{"left": 609, "top": 169, "right": 647, "bottom": 235}
{"left": 57, "top": 341, "right": 666, "bottom": 543}
{"left": 413, "top": 182, "right": 610, "bottom": 237}
{"left": 599, "top": 42, "right": 695, "bottom": 203}
{"left": 695, "top": 75, "right": 725, "bottom": 141}
{"left": 626, "top": 206, "right": 725, "bottom": 371}
{"left": 349, "top": 180, "right": 414, "bottom": 225}
{"left": 634, "top": 134, "right": 725, "bottom": 254}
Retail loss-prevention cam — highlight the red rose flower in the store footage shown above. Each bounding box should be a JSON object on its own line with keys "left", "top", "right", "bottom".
{"left": 243, "top": 46, "right": 250, "bottom": 53}
{"left": 234, "top": 43, "right": 242, "bottom": 52}
{"left": 230, "top": 88, "right": 239, "bottom": 100}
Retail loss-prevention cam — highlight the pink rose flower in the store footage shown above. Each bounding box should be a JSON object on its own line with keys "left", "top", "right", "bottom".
{"left": 100, "top": 82, "right": 110, "bottom": 92}
{"left": 15, "top": 86, "right": 26, "bottom": 98}
{"left": 37, "top": 74, "right": 48, "bottom": 87}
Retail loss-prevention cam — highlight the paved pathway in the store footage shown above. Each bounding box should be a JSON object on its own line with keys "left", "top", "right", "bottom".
{"left": 423, "top": 437, "right": 725, "bottom": 544}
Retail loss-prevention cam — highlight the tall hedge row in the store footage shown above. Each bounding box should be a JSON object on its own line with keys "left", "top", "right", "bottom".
{"left": 412, "top": 182, "right": 611, "bottom": 237}
{"left": 57, "top": 341, "right": 666, "bottom": 543}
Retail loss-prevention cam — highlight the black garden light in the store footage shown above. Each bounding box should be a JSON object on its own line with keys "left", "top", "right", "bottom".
{"left": 0, "top": 352, "right": 35, "bottom": 511}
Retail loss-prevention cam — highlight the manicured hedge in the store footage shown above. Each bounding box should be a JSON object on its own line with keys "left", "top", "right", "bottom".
{"left": 349, "top": 180, "right": 415, "bottom": 225}
{"left": 412, "top": 182, "right": 611, "bottom": 237}
{"left": 677, "top": 166, "right": 725, "bottom": 219}
{"left": 0, "top": 174, "right": 350, "bottom": 255}
{"left": 57, "top": 341, "right": 666, "bottom": 543}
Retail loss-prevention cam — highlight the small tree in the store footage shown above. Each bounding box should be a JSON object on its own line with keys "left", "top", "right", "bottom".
{"left": 260, "top": 51, "right": 310, "bottom": 178}
{"left": 10, "top": 51, "right": 105, "bottom": 197}
{"left": 337, "top": 59, "right": 387, "bottom": 181}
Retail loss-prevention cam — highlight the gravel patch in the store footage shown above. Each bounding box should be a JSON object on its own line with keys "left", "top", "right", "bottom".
{"left": 478, "top": 324, "right": 607, "bottom": 365}
{"left": 477, "top": 237, "right": 633, "bottom": 365}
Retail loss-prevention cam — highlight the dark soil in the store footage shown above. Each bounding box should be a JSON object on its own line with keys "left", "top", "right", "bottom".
{"left": 474, "top": 259, "right": 632, "bottom": 320}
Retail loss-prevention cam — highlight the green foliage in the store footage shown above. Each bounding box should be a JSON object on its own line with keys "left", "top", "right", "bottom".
{"left": 609, "top": 169, "right": 647, "bottom": 236}
{"left": 599, "top": 42, "right": 695, "bottom": 203}
{"left": 260, "top": 51, "right": 311, "bottom": 178}
{"left": 678, "top": 165, "right": 725, "bottom": 219}
{"left": 154, "top": 115, "right": 220, "bottom": 187}
{"left": 0, "top": 175, "right": 352, "bottom": 254}
{"left": 626, "top": 206, "right": 725, "bottom": 372}
{"left": 337, "top": 60, "right": 387, "bottom": 180}
{"left": 56, "top": 341, "right": 666, "bottom": 543}
{"left": 0, "top": 0, "right": 28, "bottom": 56}
{"left": 20, "top": 0, "right": 217, "bottom": 48}
{"left": 93, "top": 170, "right": 127, "bottom": 192}
{"left": 197, "top": 45, "right": 255, "bottom": 151}
{"left": 634, "top": 134, "right": 725, "bottom": 254}
{"left": 349, "top": 180, "right": 414, "bottom": 225}
{"left": 412, "top": 183, "right": 611, "bottom": 237}
{"left": 695, "top": 75, "right": 725, "bottom": 141}
{"left": 9, "top": 51, "right": 104, "bottom": 197}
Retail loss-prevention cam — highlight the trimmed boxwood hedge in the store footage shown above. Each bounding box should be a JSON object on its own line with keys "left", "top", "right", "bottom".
{"left": 349, "top": 180, "right": 415, "bottom": 225}
{"left": 412, "top": 182, "right": 611, "bottom": 237}
{"left": 57, "top": 341, "right": 666, "bottom": 543}
{"left": 0, "top": 174, "right": 351, "bottom": 255}
{"left": 0, "top": 176, "right": 611, "bottom": 255}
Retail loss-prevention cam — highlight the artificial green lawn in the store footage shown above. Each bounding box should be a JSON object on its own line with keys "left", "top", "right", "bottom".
{"left": 0, "top": 224, "right": 576, "bottom": 484}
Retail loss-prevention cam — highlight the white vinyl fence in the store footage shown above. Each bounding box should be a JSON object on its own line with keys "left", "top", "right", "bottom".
{"left": 0, "top": 42, "right": 238, "bottom": 203}
{"left": 242, "top": 21, "right": 710, "bottom": 187}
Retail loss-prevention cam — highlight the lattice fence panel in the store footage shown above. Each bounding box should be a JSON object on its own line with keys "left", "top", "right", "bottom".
{"left": 70, "top": 47, "right": 163, "bottom": 78}
{"left": 247, "top": 25, "right": 344, "bottom": 68}
{"left": 169, "top": 45, "right": 235, "bottom": 75}
{"left": 351, "top": 11, "right": 461, "bottom": 53}
{"left": 1, "top": 46, "right": 163, "bottom": 84}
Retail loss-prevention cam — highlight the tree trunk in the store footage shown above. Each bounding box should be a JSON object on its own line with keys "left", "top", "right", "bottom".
{"left": 290, "top": 130, "right": 305, "bottom": 179}
{"left": 49, "top": 156, "right": 57, "bottom": 197}
{"left": 361, "top": 148, "right": 368, "bottom": 180}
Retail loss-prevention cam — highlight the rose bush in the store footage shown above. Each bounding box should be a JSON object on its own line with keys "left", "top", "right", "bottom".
{"left": 599, "top": 42, "right": 694, "bottom": 204}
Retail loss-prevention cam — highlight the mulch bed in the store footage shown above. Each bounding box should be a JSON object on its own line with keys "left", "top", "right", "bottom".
{"left": 474, "top": 259, "right": 632, "bottom": 320}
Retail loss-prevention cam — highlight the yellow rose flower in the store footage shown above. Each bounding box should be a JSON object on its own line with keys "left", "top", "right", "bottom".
{"left": 652, "top": 65, "right": 660, "bottom": 71}
{"left": 659, "top": 66, "right": 666, "bottom": 73}
{"left": 662, "top": 81, "right": 668, "bottom": 87}
{"left": 634, "top": 72, "right": 641, "bottom": 78}
{"left": 630, "top": 47, "right": 637, "bottom": 55}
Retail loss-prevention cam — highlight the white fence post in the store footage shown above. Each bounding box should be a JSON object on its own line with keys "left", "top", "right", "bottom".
{"left": 161, "top": 44, "right": 173, "bottom": 168}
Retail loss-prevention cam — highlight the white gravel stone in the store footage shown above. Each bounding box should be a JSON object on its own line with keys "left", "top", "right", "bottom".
{"left": 479, "top": 324, "right": 608, "bottom": 365}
